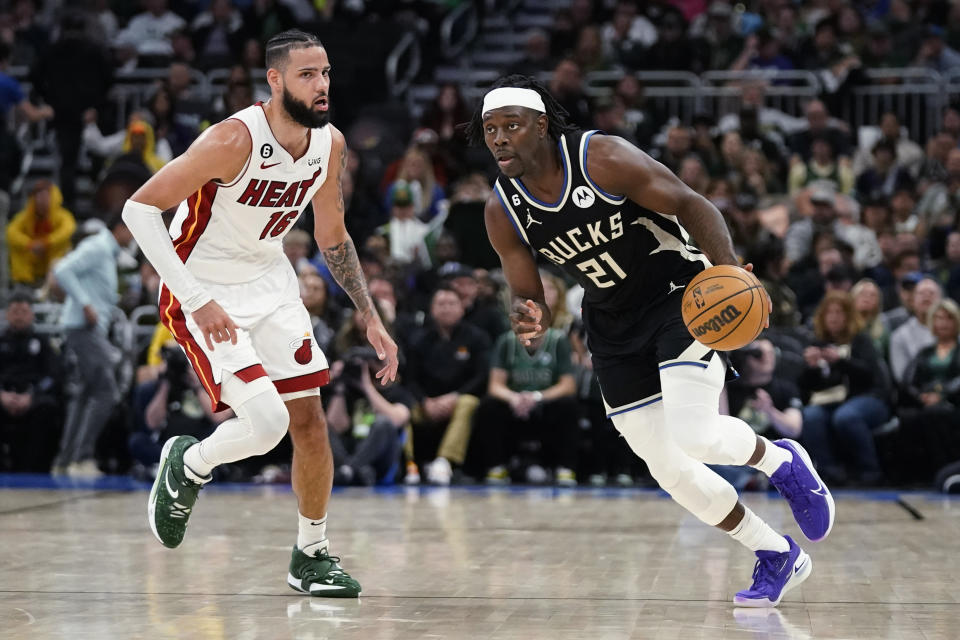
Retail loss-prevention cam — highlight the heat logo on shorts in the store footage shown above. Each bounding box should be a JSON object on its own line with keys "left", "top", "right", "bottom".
{"left": 289, "top": 334, "right": 313, "bottom": 365}
{"left": 691, "top": 304, "right": 741, "bottom": 338}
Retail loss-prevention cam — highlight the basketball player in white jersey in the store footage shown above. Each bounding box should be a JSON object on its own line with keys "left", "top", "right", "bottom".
{"left": 122, "top": 30, "right": 397, "bottom": 597}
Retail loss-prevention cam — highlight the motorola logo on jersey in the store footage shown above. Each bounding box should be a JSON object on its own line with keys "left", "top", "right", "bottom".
{"left": 537, "top": 212, "right": 623, "bottom": 265}
{"left": 572, "top": 186, "right": 595, "bottom": 208}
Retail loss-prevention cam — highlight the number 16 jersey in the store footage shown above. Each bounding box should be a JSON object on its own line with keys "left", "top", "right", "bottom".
{"left": 168, "top": 102, "right": 333, "bottom": 284}
{"left": 493, "top": 129, "right": 710, "bottom": 313}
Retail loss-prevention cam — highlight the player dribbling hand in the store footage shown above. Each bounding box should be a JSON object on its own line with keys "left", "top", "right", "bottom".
{"left": 511, "top": 299, "right": 550, "bottom": 347}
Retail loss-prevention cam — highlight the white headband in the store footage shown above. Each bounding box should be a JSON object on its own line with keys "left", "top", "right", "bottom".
{"left": 482, "top": 87, "right": 546, "bottom": 115}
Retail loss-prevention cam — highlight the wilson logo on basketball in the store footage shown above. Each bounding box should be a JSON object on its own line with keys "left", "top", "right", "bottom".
{"left": 289, "top": 335, "right": 313, "bottom": 364}
{"left": 691, "top": 304, "right": 742, "bottom": 338}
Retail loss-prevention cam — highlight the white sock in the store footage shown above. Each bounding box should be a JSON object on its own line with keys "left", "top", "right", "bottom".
{"left": 182, "top": 443, "right": 214, "bottom": 482}
{"left": 298, "top": 512, "right": 328, "bottom": 556}
{"left": 751, "top": 437, "right": 793, "bottom": 477}
{"left": 728, "top": 506, "right": 790, "bottom": 552}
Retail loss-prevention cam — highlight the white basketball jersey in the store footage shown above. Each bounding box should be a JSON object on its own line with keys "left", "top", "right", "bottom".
{"left": 168, "top": 103, "right": 333, "bottom": 283}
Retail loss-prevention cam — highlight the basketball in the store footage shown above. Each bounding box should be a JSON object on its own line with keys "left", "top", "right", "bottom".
{"left": 681, "top": 265, "right": 768, "bottom": 351}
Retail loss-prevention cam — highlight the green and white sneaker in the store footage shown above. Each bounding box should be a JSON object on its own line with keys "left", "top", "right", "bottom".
{"left": 147, "top": 435, "right": 206, "bottom": 548}
{"left": 287, "top": 546, "right": 362, "bottom": 598}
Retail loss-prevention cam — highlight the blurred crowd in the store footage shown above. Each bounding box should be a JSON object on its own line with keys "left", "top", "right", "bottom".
{"left": 2, "top": 0, "right": 960, "bottom": 491}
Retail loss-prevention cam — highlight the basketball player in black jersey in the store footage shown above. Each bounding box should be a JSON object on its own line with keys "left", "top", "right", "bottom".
{"left": 468, "top": 76, "right": 836, "bottom": 607}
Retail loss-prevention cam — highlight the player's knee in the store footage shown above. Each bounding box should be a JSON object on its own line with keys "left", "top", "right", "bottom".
{"left": 237, "top": 389, "right": 290, "bottom": 454}
{"left": 663, "top": 402, "right": 719, "bottom": 459}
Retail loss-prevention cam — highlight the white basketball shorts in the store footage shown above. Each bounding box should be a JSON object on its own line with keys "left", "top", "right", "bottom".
{"left": 159, "top": 259, "right": 329, "bottom": 411}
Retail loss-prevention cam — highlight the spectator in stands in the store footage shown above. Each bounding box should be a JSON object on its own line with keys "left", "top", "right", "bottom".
{"left": 421, "top": 83, "right": 471, "bottom": 152}
{"left": 789, "top": 99, "right": 852, "bottom": 162}
{"left": 614, "top": 74, "right": 662, "bottom": 148}
{"left": 917, "top": 131, "right": 955, "bottom": 189}
{"left": 898, "top": 299, "right": 960, "bottom": 478}
{"left": 797, "top": 16, "right": 863, "bottom": 111}
{"left": 854, "top": 112, "right": 925, "bottom": 179}
{"left": 788, "top": 134, "right": 854, "bottom": 195}
{"left": 145, "top": 83, "right": 196, "bottom": 157}
{"left": 441, "top": 263, "right": 507, "bottom": 344}
{"left": 800, "top": 291, "right": 889, "bottom": 485}
{"left": 718, "top": 130, "right": 746, "bottom": 183}
{"left": 8, "top": 0, "right": 48, "bottom": 67}
{"left": 713, "top": 338, "right": 804, "bottom": 490}
{"left": 860, "top": 20, "right": 908, "bottom": 69}
{"left": 678, "top": 154, "right": 710, "bottom": 196}
{"left": 406, "top": 285, "right": 490, "bottom": 485}
{"left": 0, "top": 41, "right": 53, "bottom": 125}
{"left": 7, "top": 180, "right": 76, "bottom": 287}
{"left": 120, "top": 118, "right": 167, "bottom": 174}
{"left": 384, "top": 147, "right": 447, "bottom": 222}
{"left": 749, "top": 237, "right": 800, "bottom": 329}
{"left": 507, "top": 28, "right": 554, "bottom": 78}
{"left": 852, "top": 278, "right": 891, "bottom": 358}
{"left": 890, "top": 186, "right": 921, "bottom": 235}
{"left": 890, "top": 277, "right": 942, "bottom": 385}
{"left": 189, "top": 0, "right": 244, "bottom": 70}
{"left": 914, "top": 25, "right": 960, "bottom": 74}
{"left": 655, "top": 125, "right": 695, "bottom": 176}
{"left": 165, "top": 61, "right": 206, "bottom": 137}
{"left": 785, "top": 184, "right": 863, "bottom": 268}
{"left": 541, "top": 269, "right": 572, "bottom": 333}
{"left": 0, "top": 290, "right": 61, "bottom": 472}
{"left": 642, "top": 9, "right": 700, "bottom": 72}
{"left": 571, "top": 25, "right": 611, "bottom": 74}
{"left": 934, "top": 231, "right": 960, "bottom": 302}
{"left": 50, "top": 214, "right": 133, "bottom": 477}
{"left": 300, "top": 271, "right": 339, "bottom": 354}
{"left": 717, "top": 81, "right": 804, "bottom": 139}
{"left": 696, "top": 1, "right": 744, "bottom": 71}
{"left": 326, "top": 346, "right": 413, "bottom": 486}
{"left": 473, "top": 326, "right": 579, "bottom": 486}
{"left": 128, "top": 344, "right": 231, "bottom": 475}
{"left": 283, "top": 229, "right": 314, "bottom": 275}
{"left": 600, "top": 0, "right": 655, "bottom": 68}
{"left": 114, "top": 0, "right": 186, "bottom": 66}
{"left": 855, "top": 139, "right": 915, "bottom": 203}
{"left": 548, "top": 58, "right": 592, "bottom": 129}
{"left": 379, "top": 181, "right": 432, "bottom": 269}
{"left": 242, "top": 0, "right": 296, "bottom": 46}
{"left": 726, "top": 191, "right": 772, "bottom": 259}
{"left": 30, "top": 11, "right": 113, "bottom": 210}
{"left": 730, "top": 28, "right": 795, "bottom": 75}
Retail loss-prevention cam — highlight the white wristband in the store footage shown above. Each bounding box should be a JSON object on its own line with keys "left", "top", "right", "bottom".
{"left": 121, "top": 199, "right": 213, "bottom": 314}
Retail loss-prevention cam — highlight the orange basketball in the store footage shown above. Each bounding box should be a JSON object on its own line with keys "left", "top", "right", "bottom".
{"left": 681, "top": 265, "right": 768, "bottom": 351}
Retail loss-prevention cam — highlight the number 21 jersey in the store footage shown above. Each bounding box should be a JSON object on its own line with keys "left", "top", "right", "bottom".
{"left": 493, "top": 129, "right": 710, "bottom": 312}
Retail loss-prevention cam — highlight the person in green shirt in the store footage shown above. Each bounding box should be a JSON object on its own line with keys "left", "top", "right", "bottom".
{"left": 472, "top": 327, "right": 579, "bottom": 485}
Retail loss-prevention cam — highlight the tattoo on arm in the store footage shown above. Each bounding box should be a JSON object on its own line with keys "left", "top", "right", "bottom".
{"left": 678, "top": 195, "right": 738, "bottom": 266}
{"left": 336, "top": 145, "right": 346, "bottom": 216}
{"left": 322, "top": 238, "right": 376, "bottom": 322}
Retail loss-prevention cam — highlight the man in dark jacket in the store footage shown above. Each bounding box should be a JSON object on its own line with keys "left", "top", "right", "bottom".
{"left": 0, "top": 290, "right": 61, "bottom": 471}
{"left": 30, "top": 12, "right": 113, "bottom": 210}
{"left": 405, "top": 285, "right": 491, "bottom": 484}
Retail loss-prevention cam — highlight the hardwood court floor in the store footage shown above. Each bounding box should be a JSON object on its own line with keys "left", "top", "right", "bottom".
{"left": 1, "top": 479, "right": 958, "bottom": 639}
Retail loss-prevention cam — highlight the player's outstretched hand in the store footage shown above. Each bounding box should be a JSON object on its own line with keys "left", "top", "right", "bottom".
{"left": 742, "top": 263, "right": 772, "bottom": 329}
{"left": 367, "top": 321, "right": 399, "bottom": 385}
{"left": 191, "top": 300, "right": 238, "bottom": 351}
{"left": 511, "top": 299, "right": 547, "bottom": 346}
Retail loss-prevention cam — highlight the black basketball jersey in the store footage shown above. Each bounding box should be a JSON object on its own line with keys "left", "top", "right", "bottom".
{"left": 493, "top": 130, "right": 712, "bottom": 312}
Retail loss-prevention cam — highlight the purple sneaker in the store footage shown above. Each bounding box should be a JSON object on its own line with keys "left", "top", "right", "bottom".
{"left": 734, "top": 535, "right": 812, "bottom": 607}
{"left": 768, "top": 439, "right": 836, "bottom": 542}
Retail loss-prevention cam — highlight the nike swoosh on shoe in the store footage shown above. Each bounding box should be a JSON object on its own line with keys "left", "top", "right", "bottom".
{"left": 165, "top": 468, "right": 179, "bottom": 499}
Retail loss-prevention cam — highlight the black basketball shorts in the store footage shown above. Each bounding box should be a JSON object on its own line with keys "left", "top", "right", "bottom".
{"left": 582, "top": 292, "right": 736, "bottom": 418}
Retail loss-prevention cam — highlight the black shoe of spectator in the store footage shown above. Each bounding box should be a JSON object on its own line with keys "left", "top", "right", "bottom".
{"left": 356, "top": 465, "right": 377, "bottom": 486}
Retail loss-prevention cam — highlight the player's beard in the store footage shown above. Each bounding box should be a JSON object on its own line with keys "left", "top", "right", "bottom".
{"left": 282, "top": 86, "right": 330, "bottom": 129}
